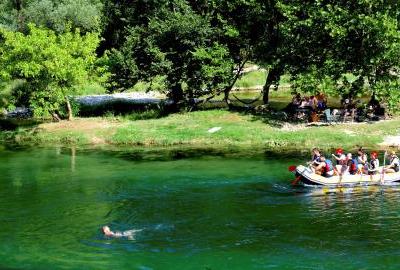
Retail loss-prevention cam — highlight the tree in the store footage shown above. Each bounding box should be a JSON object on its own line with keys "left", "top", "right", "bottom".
{"left": 107, "top": 1, "right": 235, "bottom": 109}
{"left": 100, "top": 0, "right": 170, "bottom": 53}
{"left": 0, "top": 24, "right": 104, "bottom": 120}
{"left": 259, "top": 0, "right": 400, "bottom": 110}
{"left": 102, "top": 0, "right": 400, "bottom": 111}
{"left": 0, "top": 0, "right": 103, "bottom": 33}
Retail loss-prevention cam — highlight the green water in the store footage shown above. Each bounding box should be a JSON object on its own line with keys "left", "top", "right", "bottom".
{"left": 1, "top": 148, "right": 400, "bottom": 269}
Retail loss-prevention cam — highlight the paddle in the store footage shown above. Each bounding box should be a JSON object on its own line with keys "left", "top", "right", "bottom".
{"left": 337, "top": 172, "right": 343, "bottom": 187}
{"left": 381, "top": 151, "right": 387, "bottom": 185}
{"left": 291, "top": 175, "right": 302, "bottom": 186}
{"left": 288, "top": 165, "right": 302, "bottom": 185}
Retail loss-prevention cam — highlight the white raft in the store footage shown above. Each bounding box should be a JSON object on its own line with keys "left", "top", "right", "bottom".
{"left": 296, "top": 165, "right": 400, "bottom": 187}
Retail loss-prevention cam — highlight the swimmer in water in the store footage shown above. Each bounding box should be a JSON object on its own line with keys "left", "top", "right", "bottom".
{"left": 102, "top": 226, "right": 141, "bottom": 240}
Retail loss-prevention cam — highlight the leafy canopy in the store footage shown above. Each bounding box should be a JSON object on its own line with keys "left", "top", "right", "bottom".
{"left": 0, "top": 24, "right": 103, "bottom": 117}
{"left": 0, "top": 0, "right": 103, "bottom": 33}
{"left": 107, "top": 1, "right": 235, "bottom": 105}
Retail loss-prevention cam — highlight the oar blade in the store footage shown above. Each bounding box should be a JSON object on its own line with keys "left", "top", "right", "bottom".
{"left": 288, "top": 165, "right": 297, "bottom": 172}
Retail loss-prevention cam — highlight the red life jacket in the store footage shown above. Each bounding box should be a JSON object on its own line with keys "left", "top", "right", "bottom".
{"left": 323, "top": 160, "right": 333, "bottom": 173}
{"left": 349, "top": 159, "right": 357, "bottom": 174}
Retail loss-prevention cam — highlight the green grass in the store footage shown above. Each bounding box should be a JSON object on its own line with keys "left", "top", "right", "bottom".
{"left": 111, "top": 110, "right": 399, "bottom": 151}
{"left": 235, "top": 71, "right": 291, "bottom": 90}
{"left": 235, "top": 70, "right": 267, "bottom": 88}
{"left": 3, "top": 110, "right": 398, "bottom": 153}
{"left": 1, "top": 128, "right": 89, "bottom": 146}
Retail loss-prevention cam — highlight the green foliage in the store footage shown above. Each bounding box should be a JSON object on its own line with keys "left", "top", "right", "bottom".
{"left": 76, "top": 83, "right": 107, "bottom": 96}
{"left": 374, "top": 80, "right": 400, "bottom": 113}
{"left": 1, "top": 0, "right": 399, "bottom": 115}
{"left": 107, "top": 2, "right": 235, "bottom": 105}
{"left": 272, "top": 0, "right": 400, "bottom": 110}
{"left": 0, "top": 0, "right": 103, "bottom": 33}
{"left": 0, "top": 24, "right": 104, "bottom": 117}
{"left": 130, "top": 76, "right": 166, "bottom": 93}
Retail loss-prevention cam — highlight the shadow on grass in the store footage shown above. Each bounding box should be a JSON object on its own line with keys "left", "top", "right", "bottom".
{"left": 0, "top": 118, "right": 45, "bottom": 131}
{"left": 224, "top": 104, "right": 299, "bottom": 128}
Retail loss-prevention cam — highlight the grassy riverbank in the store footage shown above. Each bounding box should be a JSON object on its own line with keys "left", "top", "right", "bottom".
{"left": 1, "top": 110, "right": 399, "bottom": 152}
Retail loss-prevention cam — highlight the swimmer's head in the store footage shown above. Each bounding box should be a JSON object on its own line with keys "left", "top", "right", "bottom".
{"left": 102, "top": 226, "right": 112, "bottom": 235}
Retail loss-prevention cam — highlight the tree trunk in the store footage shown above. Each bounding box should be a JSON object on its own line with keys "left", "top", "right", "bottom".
{"left": 223, "top": 88, "right": 233, "bottom": 109}
{"left": 52, "top": 113, "right": 61, "bottom": 122}
{"left": 65, "top": 96, "right": 73, "bottom": 121}
{"left": 222, "top": 59, "right": 248, "bottom": 109}
{"left": 13, "top": 0, "right": 23, "bottom": 11}
{"left": 262, "top": 70, "right": 274, "bottom": 104}
{"left": 262, "top": 67, "right": 282, "bottom": 104}
{"left": 170, "top": 84, "right": 184, "bottom": 112}
{"left": 262, "top": 82, "right": 271, "bottom": 104}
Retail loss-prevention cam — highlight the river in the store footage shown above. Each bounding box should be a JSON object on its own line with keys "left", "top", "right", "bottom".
{"left": 1, "top": 148, "right": 400, "bottom": 269}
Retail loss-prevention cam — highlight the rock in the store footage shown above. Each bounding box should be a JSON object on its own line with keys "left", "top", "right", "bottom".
{"left": 75, "top": 92, "right": 167, "bottom": 106}
{"left": 208, "top": 127, "right": 222, "bottom": 133}
{"left": 6, "top": 107, "right": 33, "bottom": 119}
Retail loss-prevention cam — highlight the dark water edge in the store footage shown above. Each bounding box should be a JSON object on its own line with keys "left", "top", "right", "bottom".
{"left": 1, "top": 142, "right": 391, "bottom": 165}
{"left": 0, "top": 143, "right": 319, "bottom": 162}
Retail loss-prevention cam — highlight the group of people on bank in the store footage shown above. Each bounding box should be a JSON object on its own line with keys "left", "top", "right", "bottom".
{"left": 288, "top": 92, "right": 328, "bottom": 112}
{"left": 310, "top": 148, "right": 399, "bottom": 178}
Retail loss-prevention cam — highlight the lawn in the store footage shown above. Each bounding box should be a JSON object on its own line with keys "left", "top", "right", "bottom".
{"left": 2, "top": 110, "right": 399, "bottom": 153}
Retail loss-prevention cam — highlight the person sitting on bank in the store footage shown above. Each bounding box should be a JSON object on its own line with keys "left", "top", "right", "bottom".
{"left": 313, "top": 156, "right": 334, "bottom": 177}
{"left": 310, "top": 96, "right": 318, "bottom": 111}
{"left": 285, "top": 93, "right": 302, "bottom": 114}
{"left": 292, "top": 93, "right": 302, "bottom": 107}
{"left": 384, "top": 151, "right": 399, "bottom": 173}
{"left": 316, "top": 91, "right": 327, "bottom": 111}
{"left": 367, "top": 152, "right": 380, "bottom": 175}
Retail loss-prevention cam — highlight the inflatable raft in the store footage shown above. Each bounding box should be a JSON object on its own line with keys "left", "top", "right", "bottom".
{"left": 295, "top": 165, "right": 400, "bottom": 186}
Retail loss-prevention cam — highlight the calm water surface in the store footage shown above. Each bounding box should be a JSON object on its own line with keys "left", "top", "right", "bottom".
{"left": 1, "top": 148, "right": 400, "bottom": 269}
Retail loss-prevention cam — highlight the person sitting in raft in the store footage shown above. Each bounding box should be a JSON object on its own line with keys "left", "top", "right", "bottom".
{"left": 332, "top": 148, "right": 346, "bottom": 173}
{"left": 384, "top": 151, "right": 399, "bottom": 173}
{"left": 313, "top": 156, "right": 334, "bottom": 177}
{"left": 357, "top": 147, "right": 368, "bottom": 173}
{"left": 102, "top": 226, "right": 140, "bottom": 240}
{"left": 346, "top": 153, "right": 358, "bottom": 175}
{"left": 367, "top": 152, "right": 380, "bottom": 175}
{"left": 309, "top": 148, "right": 322, "bottom": 167}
